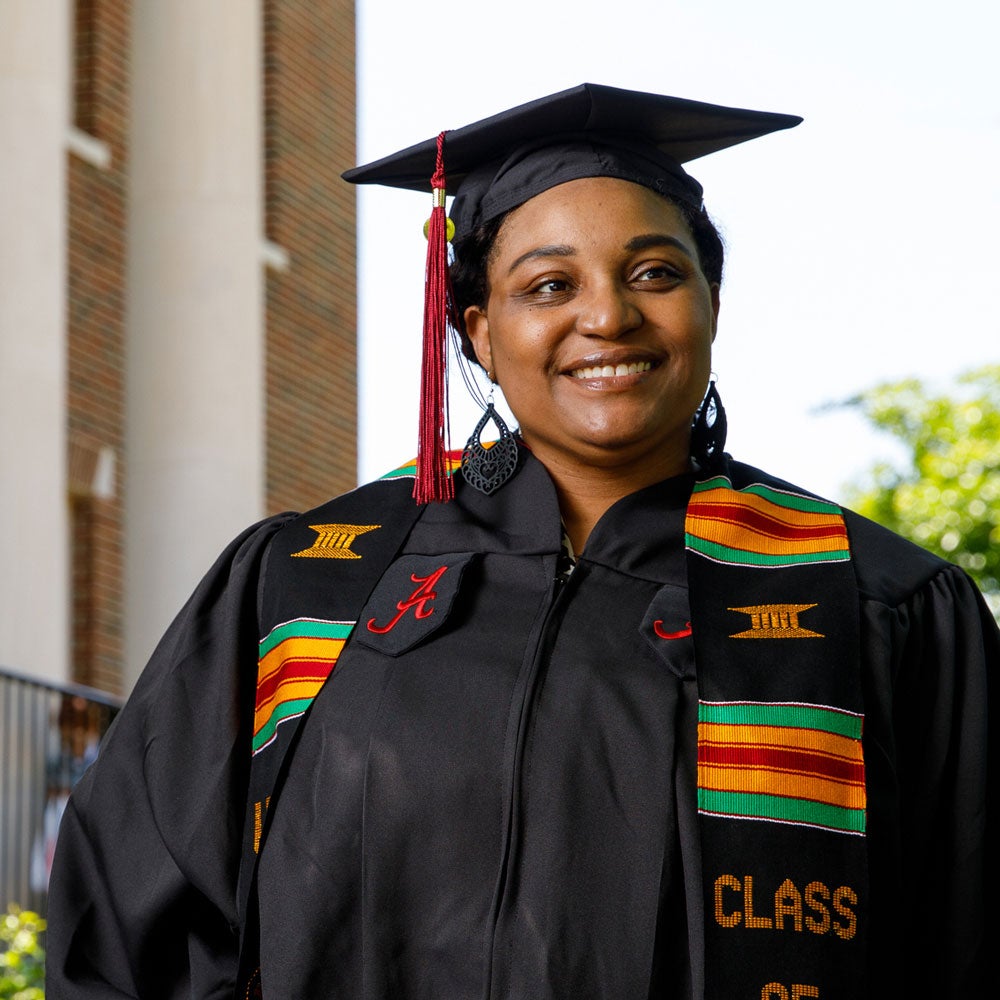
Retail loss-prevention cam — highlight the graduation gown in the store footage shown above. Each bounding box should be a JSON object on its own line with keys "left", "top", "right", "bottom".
{"left": 46, "top": 453, "right": 998, "bottom": 999}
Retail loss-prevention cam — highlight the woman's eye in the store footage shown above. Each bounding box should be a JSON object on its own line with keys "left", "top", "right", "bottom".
{"left": 634, "top": 263, "right": 682, "bottom": 283}
{"left": 531, "top": 278, "right": 568, "bottom": 294}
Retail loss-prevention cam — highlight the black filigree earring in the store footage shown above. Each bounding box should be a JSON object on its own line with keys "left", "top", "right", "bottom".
{"left": 690, "top": 379, "right": 728, "bottom": 474}
{"left": 461, "top": 373, "right": 519, "bottom": 495}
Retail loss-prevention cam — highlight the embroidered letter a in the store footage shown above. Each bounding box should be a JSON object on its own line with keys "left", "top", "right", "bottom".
{"left": 357, "top": 553, "right": 473, "bottom": 657}
{"left": 367, "top": 566, "right": 448, "bottom": 634}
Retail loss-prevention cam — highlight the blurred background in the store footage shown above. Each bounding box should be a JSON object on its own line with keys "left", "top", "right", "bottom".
{"left": 1, "top": 0, "right": 996, "bottom": 951}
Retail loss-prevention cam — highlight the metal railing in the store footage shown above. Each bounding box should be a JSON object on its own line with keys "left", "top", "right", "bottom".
{"left": 0, "top": 666, "right": 122, "bottom": 914}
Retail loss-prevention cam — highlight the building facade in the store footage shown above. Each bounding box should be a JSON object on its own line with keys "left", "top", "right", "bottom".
{"left": 1, "top": 0, "right": 357, "bottom": 695}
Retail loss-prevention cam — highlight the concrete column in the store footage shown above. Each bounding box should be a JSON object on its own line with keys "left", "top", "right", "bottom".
{"left": 0, "top": 1, "right": 70, "bottom": 682}
{"left": 126, "top": 1, "right": 264, "bottom": 685}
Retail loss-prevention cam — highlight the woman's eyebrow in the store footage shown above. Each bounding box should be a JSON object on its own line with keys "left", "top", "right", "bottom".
{"left": 506, "top": 244, "right": 575, "bottom": 276}
{"left": 506, "top": 235, "right": 694, "bottom": 276}
{"left": 625, "top": 233, "right": 695, "bottom": 256}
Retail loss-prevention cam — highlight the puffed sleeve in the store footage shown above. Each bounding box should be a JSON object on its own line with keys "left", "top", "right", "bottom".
{"left": 861, "top": 561, "right": 999, "bottom": 998}
{"left": 46, "top": 514, "right": 294, "bottom": 1000}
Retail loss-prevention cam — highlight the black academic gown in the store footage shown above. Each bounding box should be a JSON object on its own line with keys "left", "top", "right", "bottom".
{"left": 46, "top": 454, "right": 998, "bottom": 999}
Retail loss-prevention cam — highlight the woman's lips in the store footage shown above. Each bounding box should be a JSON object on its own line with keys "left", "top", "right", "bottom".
{"left": 569, "top": 360, "right": 653, "bottom": 380}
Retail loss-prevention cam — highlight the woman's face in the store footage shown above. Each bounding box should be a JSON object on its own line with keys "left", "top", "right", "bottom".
{"left": 465, "top": 177, "right": 720, "bottom": 479}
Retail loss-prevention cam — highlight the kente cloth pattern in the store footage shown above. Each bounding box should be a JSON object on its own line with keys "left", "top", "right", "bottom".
{"left": 697, "top": 700, "right": 866, "bottom": 834}
{"left": 685, "top": 475, "right": 851, "bottom": 566}
{"left": 252, "top": 619, "right": 355, "bottom": 755}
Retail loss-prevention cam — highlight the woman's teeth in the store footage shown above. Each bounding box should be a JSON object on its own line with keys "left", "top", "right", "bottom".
{"left": 571, "top": 361, "right": 652, "bottom": 379}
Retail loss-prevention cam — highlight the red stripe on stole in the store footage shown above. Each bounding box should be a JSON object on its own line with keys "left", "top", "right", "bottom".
{"left": 255, "top": 657, "right": 336, "bottom": 710}
{"left": 690, "top": 503, "right": 847, "bottom": 542}
{"left": 698, "top": 743, "right": 865, "bottom": 786}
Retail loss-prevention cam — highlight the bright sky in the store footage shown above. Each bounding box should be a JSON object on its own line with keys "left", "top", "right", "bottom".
{"left": 355, "top": 0, "right": 999, "bottom": 503}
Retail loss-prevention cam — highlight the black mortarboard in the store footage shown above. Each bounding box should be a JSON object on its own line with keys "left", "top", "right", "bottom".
{"left": 343, "top": 84, "right": 801, "bottom": 503}
{"left": 344, "top": 83, "right": 802, "bottom": 241}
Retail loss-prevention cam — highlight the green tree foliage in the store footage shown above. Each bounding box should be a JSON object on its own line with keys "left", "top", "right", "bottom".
{"left": 841, "top": 365, "right": 1000, "bottom": 618}
{"left": 0, "top": 906, "right": 45, "bottom": 1000}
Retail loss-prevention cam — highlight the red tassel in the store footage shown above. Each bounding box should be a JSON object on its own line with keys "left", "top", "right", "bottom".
{"left": 413, "top": 131, "right": 455, "bottom": 503}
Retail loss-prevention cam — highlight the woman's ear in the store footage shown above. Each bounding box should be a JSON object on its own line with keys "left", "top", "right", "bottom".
{"left": 710, "top": 283, "right": 721, "bottom": 342}
{"left": 464, "top": 306, "right": 493, "bottom": 373}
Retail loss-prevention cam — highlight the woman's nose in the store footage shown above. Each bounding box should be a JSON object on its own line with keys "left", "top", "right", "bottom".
{"left": 575, "top": 281, "right": 642, "bottom": 339}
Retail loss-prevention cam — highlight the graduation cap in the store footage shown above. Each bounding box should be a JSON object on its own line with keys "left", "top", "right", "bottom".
{"left": 344, "top": 84, "right": 801, "bottom": 502}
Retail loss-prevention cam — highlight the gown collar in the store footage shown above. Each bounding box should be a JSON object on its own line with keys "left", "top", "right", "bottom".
{"left": 408, "top": 447, "right": 693, "bottom": 585}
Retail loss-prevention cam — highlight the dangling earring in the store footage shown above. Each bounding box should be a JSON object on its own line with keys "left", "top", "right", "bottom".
{"left": 461, "top": 371, "right": 519, "bottom": 495}
{"left": 690, "top": 379, "right": 728, "bottom": 474}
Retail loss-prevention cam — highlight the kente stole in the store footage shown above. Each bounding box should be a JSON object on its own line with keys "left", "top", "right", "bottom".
{"left": 685, "top": 464, "right": 866, "bottom": 999}
{"left": 237, "top": 457, "right": 866, "bottom": 1000}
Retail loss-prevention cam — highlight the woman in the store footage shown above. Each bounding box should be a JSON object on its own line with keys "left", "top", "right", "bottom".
{"left": 47, "top": 85, "right": 997, "bottom": 1000}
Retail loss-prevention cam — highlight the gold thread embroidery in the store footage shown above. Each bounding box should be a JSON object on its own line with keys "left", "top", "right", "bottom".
{"left": 714, "top": 874, "right": 742, "bottom": 928}
{"left": 832, "top": 885, "right": 858, "bottom": 940}
{"left": 728, "top": 603, "right": 824, "bottom": 639}
{"left": 804, "top": 881, "right": 832, "bottom": 935}
{"left": 762, "top": 985, "right": 819, "bottom": 999}
{"left": 244, "top": 967, "right": 262, "bottom": 1000}
{"left": 253, "top": 800, "right": 262, "bottom": 854}
{"left": 713, "top": 874, "right": 858, "bottom": 943}
{"left": 291, "top": 523, "right": 381, "bottom": 559}
{"left": 252, "top": 796, "right": 271, "bottom": 854}
{"left": 774, "top": 878, "right": 804, "bottom": 932}
{"left": 743, "top": 875, "right": 774, "bottom": 929}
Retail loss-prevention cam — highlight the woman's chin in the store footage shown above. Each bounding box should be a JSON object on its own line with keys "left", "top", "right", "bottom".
{"left": 523, "top": 424, "right": 691, "bottom": 477}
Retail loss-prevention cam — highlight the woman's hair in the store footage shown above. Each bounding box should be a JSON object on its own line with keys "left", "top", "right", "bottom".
{"left": 450, "top": 195, "right": 725, "bottom": 365}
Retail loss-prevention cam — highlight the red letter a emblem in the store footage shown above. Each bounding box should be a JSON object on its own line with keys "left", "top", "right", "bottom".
{"left": 367, "top": 565, "right": 448, "bottom": 634}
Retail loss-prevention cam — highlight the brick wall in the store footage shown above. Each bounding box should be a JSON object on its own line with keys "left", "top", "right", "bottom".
{"left": 263, "top": 0, "right": 358, "bottom": 514}
{"left": 63, "top": 2, "right": 358, "bottom": 693}
{"left": 66, "top": 0, "right": 129, "bottom": 695}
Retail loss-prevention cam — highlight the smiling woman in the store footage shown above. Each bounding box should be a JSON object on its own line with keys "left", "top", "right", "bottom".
{"left": 47, "top": 85, "right": 998, "bottom": 1000}
{"left": 462, "top": 177, "right": 719, "bottom": 551}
